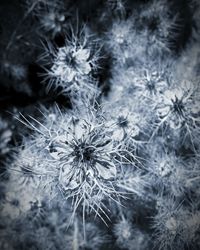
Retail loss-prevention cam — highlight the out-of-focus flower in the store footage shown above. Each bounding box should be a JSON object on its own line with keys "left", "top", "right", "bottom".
{"left": 114, "top": 216, "right": 150, "bottom": 250}
{"left": 138, "top": 0, "right": 180, "bottom": 54}
{"left": 147, "top": 148, "right": 192, "bottom": 197}
{"left": 9, "top": 145, "right": 45, "bottom": 188}
{"left": 152, "top": 196, "right": 189, "bottom": 250}
{"left": 183, "top": 210, "right": 200, "bottom": 245}
{"left": 131, "top": 68, "right": 169, "bottom": 99}
{"left": 1, "top": 61, "right": 27, "bottom": 81}
{"left": 105, "top": 104, "right": 141, "bottom": 141}
{"left": 106, "top": 19, "right": 135, "bottom": 63}
{"left": 36, "top": 1, "right": 70, "bottom": 39}
{"left": 108, "top": 60, "right": 172, "bottom": 106}
{"left": 156, "top": 81, "right": 200, "bottom": 130}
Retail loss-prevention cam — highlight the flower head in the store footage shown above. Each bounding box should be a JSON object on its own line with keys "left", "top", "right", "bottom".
{"left": 104, "top": 104, "right": 141, "bottom": 141}
{"left": 38, "top": 5, "right": 69, "bottom": 39}
{"left": 51, "top": 46, "right": 92, "bottom": 83}
{"left": 156, "top": 81, "right": 200, "bottom": 130}
{"left": 147, "top": 148, "right": 192, "bottom": 197}
{"left": 17, "top": 104, "right": 135, "bottom": 223}
{"left": 152, "top": 196, "right": 189, "bottom": 250}
{"left": 49, "top": 117, "right": 117, "bottom": 191}
{"left": 138, "top": 0, "right": 180, "bottom": 54}
{"left": 40, "top": 26, "right": 101, "bottom": 96}
{"left": 105, "top": 19, "right": 135, "bottom": 63}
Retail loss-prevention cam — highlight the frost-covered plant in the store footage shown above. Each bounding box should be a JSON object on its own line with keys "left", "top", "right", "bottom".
{"left": 36, "top": 0, "right": 70, "bottom": 38}
{"left": 104, "top": 103, "right": 142, "bottom": 141}
{"left": 152, "top": 196, "right": 189, "bottom": 250}
{"left": 105, "top": 19, "right": 134, "bottom": 61}
{"left": 138, "top": 0, "right": 180, "bottom": 54}
{"left": 146, "top": 146, "right": 197, "bottom": 197}
{"left": 156, "top": 80, "right": 200, "bottom": 141}
{"left": 1, "top": 1, "right": 200, "bottom": 249}
{"left": 183, "top": 209, "right": 200, "bottom": 246}
{"left": 40, "top": 26, "right": 101, "bottom": 96}
{"left": 16, "top": 103, "right": 136, "bottom": 225}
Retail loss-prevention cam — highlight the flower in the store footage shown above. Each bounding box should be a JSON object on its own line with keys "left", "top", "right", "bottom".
{"left": 105, "top": 105, "right": 141, "bottom": 141}
{"left": 39, "top": 9, "right": 68, "bottom": 38}
{"left": 106, "top": 19, "right": 135, "bottom": 62}
{"left": 132, "top": 68, "right": 168, "bottom": 98}
{"left": 156, "top": 81, "right": 200, "bottom": 129}
{"left": 48, "top": 118, "right": 117, "bottom": 190}
{"left": 50, "top": 46, "right": 91, "bottom": 84}
{"left": 40, "top": 27, "right": 100, "bottom": 95}
{"left": 17, "top": 104, "right": 135, "bottom": 222}
{"left": 138, "top": 0, "right": 180, "bottom": 54}
{"left": 114, "top": 216, "right": 150, "bottom": 250}
{"left": 147, "top": 149, "right": 190, "bottom": 197}
{"left": 152, "top": 196, "right": 189, "bottom": 250}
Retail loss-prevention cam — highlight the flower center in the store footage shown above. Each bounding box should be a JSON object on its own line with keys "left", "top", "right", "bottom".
{"left": 146, "top": 80, "right": 156, "bottom": 94}
{"left": 172, "top": 96, "right": 185, "bottom": 117}
{"left": 65, "top": 53, "right": 79, "bottom": 70}
{"left": 73, "top": 142, "right": 96, "bottom": 163}
{"left": 117, "top": 116, "right": 129, "bottom": 128}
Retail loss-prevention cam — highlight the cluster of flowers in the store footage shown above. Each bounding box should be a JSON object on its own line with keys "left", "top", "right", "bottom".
{"left": 0, "top": 0, "right": 200, "bottom": 249}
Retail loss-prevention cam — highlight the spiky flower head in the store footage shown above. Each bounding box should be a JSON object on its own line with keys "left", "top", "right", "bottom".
{"left": 104, "top": 103, "right": 142, "bottom": 141}
{"left": 17, "top": 103, "right": 136, "bottom": 223}
{"left": 152, "top": 196, "right": 189, "bottom": 250}
{"left": 130, "top": 65, "right": 170, "bottom": 100}
{"left": 37, "top": 2, "right": 69, "bottom": 39}
{"left": 40, "top": 26, "right": 101, "bottom": 96}
{"left": 105, "top": 18, "right": 135, "bottom": 63}
{"left": 156, "top": 80, "right": 200, "bottom": 130}
{"left": 138, "top": 0, "right": 180, "bottom": 54}
{"left": 147, "top": 147, "right": 193, "bottom": 197}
